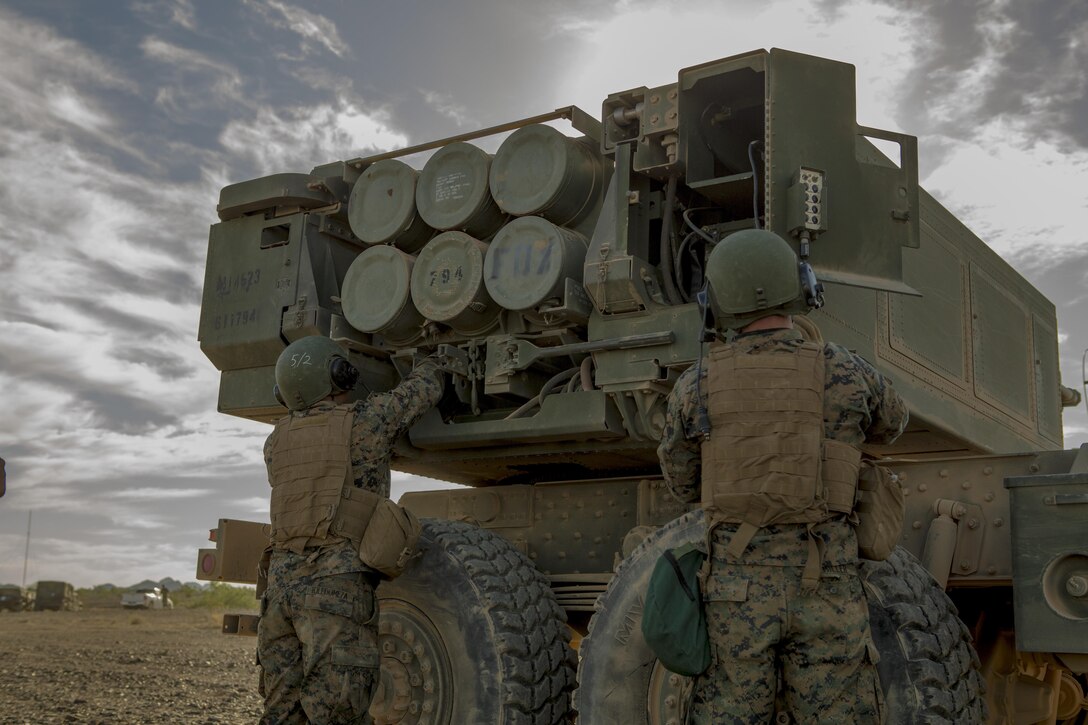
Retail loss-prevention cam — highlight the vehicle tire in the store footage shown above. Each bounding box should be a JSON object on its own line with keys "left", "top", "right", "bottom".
{"left": 374, "top": 519, "right": 575, "bottom": 725}
{"left": 861, "top": 548, "right": 988, "bottom": 723}
{"left": 575, "top": 509, "right": 987, "bottom": 724}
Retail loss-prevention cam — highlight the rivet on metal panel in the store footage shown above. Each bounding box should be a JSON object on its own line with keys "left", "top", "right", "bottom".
{"left": 589, "top": 551, "right": 597, "bottom": 558}
{"left": 993, "top": 518, "right": 1004, "bottom": 527}
{"left": 544, "top": 533, "right": 552, "bottom": 541}
{"left": 961, "top": 481, "right": 972, "bottom": 490}
{"left": 574, "top": 532, "right": 582, "bottom": 540}
{"left": 558, "top": 552, "right": 566, "bottom": 559}
{"left": 912, "top": 521, "right": 923, "bottom": 529}
{"left": 1067, "top": 576, "right": 1088, "bottom": 598}
{"left": 985, "top": 492, "right": 995, "bottom": 502}
{"left": 562, "top": 512, "right": 569, "bottom": 520}
{"left": 918, "top": 483, "right": 928, "bottom": 492}
{"left": 594, "top": 537, "right": 603, "bottom": 544}
{"left": 960, "top": 560, "right": 971, "bottom": 570}
{"left": 939, "top": 469, "right": 949, "bottom": 478}
{"left": 967, "top": 519, "right": 979, "bottom": 530}
{"left": 987, "top": 567, "right": 997, "bottom": 575}
{"left": 595, "top": 511, "right": 603, "bottom": 518}
{"left": 1030, "top": 464, "right": 1040, "bottom": 473}
{"left": 983, "top": 466, "right": 994, "bottom": 475}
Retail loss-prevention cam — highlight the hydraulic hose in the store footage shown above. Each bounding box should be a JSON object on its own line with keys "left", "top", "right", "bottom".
{"left": 659, "top": 175, "right": 682, "bottom": 305}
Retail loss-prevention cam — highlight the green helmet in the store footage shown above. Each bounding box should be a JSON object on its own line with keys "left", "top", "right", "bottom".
{"left": 273, "top": 336, "right": 359, "bottom": 411}
{"left": 705, "top": 229, "right": 816, "bottom": 332}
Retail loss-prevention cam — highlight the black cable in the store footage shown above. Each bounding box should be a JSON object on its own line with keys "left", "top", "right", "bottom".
{"left": 748, "top": 140, "right": 762, "bottom": 229}
{"left": 504, "top": 367, "right": 579, "bottom": 420}
{"left": 694, "top": 285, "right": 712, "bottom": 439}
{"left": 682, "top": 207, "right": 717, "bottom": 245}
{"left": 659, "top": 175, "right": 682, "bottom": 305}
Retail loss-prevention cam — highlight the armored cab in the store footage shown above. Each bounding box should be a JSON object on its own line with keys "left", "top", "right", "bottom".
{"left": 196, "top": 49, "right": 1086, "bottom": 724}
{"left": 33, "top": 581, "right": 79, "bottom": 612}
{"left": 0, "top": 586, "right": 29, "bottom": 612}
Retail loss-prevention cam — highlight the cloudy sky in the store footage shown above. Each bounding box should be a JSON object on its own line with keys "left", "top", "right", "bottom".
{"left": 0, "top": 0, "right": 1085, "bottom": 588}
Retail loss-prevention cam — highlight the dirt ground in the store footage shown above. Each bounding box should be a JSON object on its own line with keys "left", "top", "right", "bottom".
{"left": 0, "top": 608, "right": 263, "bottom": 724}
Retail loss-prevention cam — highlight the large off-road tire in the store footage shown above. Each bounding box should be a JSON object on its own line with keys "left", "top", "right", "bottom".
{"left": 575, "top": 509, "right": 986, "bottom": 724}
{"left": 374, "top": 519, "right": 575, "bottom": 725}
{"left": 861, "top": 548, "right": 987, "bottom": 723}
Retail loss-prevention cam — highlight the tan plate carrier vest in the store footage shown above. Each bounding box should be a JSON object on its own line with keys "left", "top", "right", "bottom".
{"left": 701, "top": 341, "right": 861, "bottom": 588}
{"left": 267, "top": 407, "right": 382, "bottom": 554}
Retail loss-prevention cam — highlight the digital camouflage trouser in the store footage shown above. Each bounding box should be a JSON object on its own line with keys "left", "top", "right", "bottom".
{"left": 258, "top": 571, "right": 380, "bottom": 725}
{"left": 689, "top": 560, "right": 884, "bottom": 724}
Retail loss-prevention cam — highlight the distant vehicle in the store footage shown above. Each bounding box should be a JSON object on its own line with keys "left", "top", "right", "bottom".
{"left": 34, "top": 581, "right": 79, "bottom": 611}
{"left": 0, "top": 585, "right": 30, "bottom": 612}
{"left": 121, "top": 586, "right": 172, "bottom": 610}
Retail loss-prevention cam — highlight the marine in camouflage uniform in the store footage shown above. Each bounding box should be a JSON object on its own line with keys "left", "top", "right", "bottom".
{"left": 656, "top": 229, "right": 908, "bottom": 725}
{"left": 258, "top": 341, "right": 444, "bottom": 725}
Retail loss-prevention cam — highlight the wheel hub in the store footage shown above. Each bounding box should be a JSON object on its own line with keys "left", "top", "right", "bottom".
{"left": 647, "top": 661, "right": 692, "bottom": 725}
{"left": 370, "top": 599, "right": 453, "bottom": 725}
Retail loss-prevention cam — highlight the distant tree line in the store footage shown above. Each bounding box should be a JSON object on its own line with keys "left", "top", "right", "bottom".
{"left": 76, "top": 582, "right": 258, "bottom": 610}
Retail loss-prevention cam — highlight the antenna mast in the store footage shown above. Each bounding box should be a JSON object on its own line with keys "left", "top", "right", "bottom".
{"left": 21, "top": 510, "right": 31, "bottom": 588}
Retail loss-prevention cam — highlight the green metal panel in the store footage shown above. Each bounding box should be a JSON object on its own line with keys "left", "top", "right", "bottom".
{"left": 971, "top": 262, "right": 1033, "bottom": 421}
{"left": 764, "top": 49, "right": 919, "bottom": 294}
{"left": 1005, "top": 472, "right": 1088, "bottom": 653}
{"left": 198, "top": 214, "right": 303, "bottom": 370}
{"left": 889, "top": 230, "right": 967, "bottom": 383}
{"left": 216, "top": 366, "right": 280, "bottom": 422}
{"left": 408, "top": 391, "right": 624, "bottom": 450}
{"left": 590, "top": 304, "right": 703, "bottom": 386}
{"left": 1033, "top": 314, "right": 1062, "bottom": 442}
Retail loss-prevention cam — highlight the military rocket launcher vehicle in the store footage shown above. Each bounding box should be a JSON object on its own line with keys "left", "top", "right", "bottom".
{"left": 196, "top": 49, "right": 1087, "bottom": 724}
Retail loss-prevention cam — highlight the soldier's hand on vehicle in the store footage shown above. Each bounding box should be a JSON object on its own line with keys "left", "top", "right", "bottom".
{"left": 429, "top": 345, "right": 470, "bottom": 378}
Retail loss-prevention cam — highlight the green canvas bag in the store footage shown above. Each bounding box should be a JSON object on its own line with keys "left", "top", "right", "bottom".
{"left": 641, "top": 542, "right": 711, "bottom": 677}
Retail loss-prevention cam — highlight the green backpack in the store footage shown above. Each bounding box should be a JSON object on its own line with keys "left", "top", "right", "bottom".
{"left": 641, "top": 542, "right": 711, "bottom": 677}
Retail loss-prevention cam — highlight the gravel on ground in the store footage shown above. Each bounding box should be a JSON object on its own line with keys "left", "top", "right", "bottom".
{"left": 0, "top": 608, "right": 262, "bottom": 724}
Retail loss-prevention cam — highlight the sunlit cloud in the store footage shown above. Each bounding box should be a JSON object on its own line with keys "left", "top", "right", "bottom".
{"left": 420, "top": 90, "right": 476, "bottom": 128}
{"left": 219, "top": 100, "right": 409, "bottom": 175}
{"left": 243, "top": 0, "right": 350, "bottom": 58}
{"left": 108, "top": 488, "right": 215, "bottom": 501}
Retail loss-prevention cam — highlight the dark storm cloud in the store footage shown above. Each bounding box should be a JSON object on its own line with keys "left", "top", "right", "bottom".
{"left": 829, "top": 0, "right": 1088, "bottom": 150}
{"left": 0, "top": 343, "right": 182, "bottom": 434}
{"left": 78, "top": 389, "right": 181, "bottom": 433}
{"left": 54, "top": 296, "right": 175, "bottom": 339}
{"left": 69, "top": 253, "right": 201, "bottom": 306}
{"left": 113, "top": 347, "right": 198, "bottom": 381}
